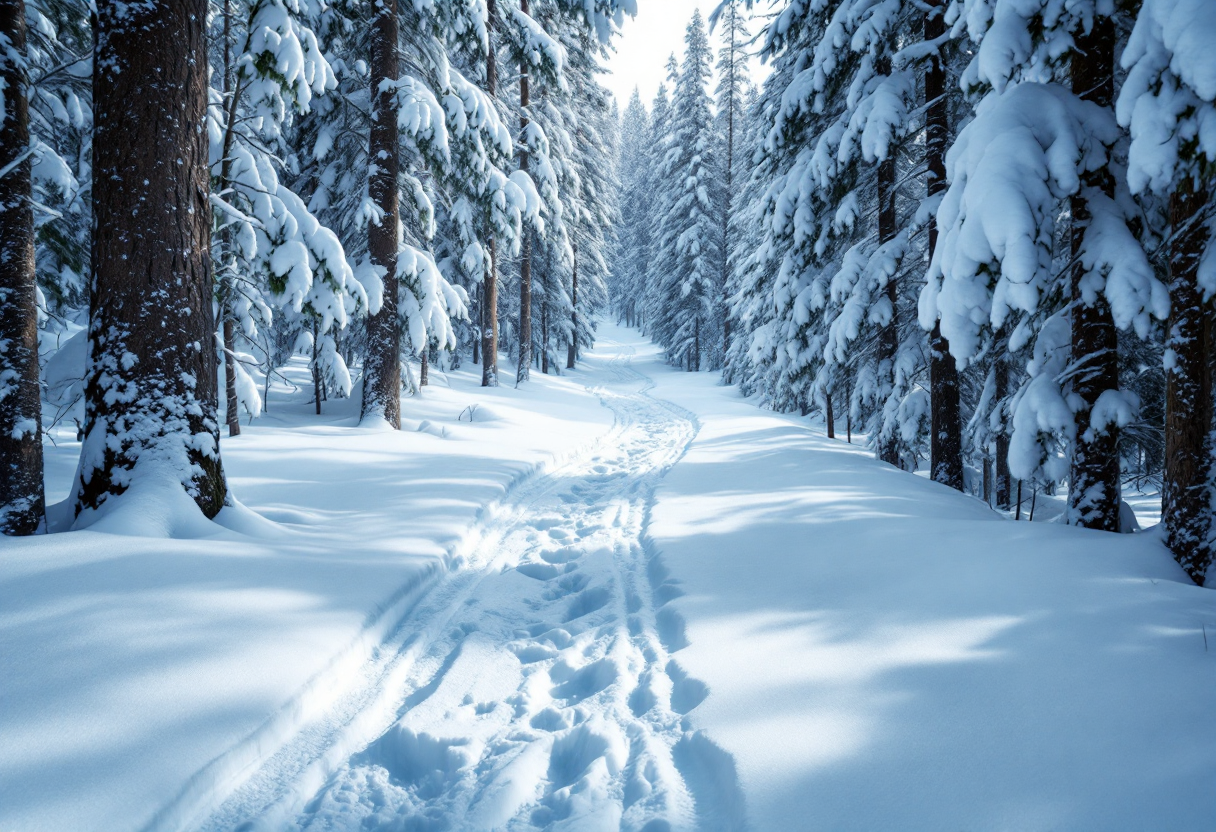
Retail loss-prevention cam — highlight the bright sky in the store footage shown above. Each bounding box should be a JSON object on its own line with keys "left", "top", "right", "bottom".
{"left": 603, "top": 1, "right": 768, "bottom": 110}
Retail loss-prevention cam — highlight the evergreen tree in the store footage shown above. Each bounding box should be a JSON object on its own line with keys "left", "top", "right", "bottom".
{"left": 77, "top": 0, "right": 228, "bottom": 521}
{"left": 0, "top": 0, "right": 44, "bottom": 535}
{"left": 1118, "top": 0, "right": 1216, "bottom": 582}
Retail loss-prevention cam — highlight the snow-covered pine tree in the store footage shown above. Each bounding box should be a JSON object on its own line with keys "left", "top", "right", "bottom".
{"left": 78, "top": 0, "right": 228, "bottom": 521}
{"left": 613, "top": 88, "right": 650, "bottom": 328}
{"left": 924, "top": 0, "right": 1168, "bottom": 529}
{"left": 923, "top": 0, "right": 963, "bottom": 490}
{"left": 642, "top": 60, "right": 678, "bottom": 348}
{"left": 209, "top": 0, "right": 364, "bottom": 426}
{"left": 563, "top": 23, "right": 617, "bottom": 369}
{"left": 658, "top": 12, "right": 721, "bottom": 372}
{"left": 363, "top": 0, "right": 403, "bottom": 425}
{"left": 1118, "top": 0, "right": 1216, "bottom": 582}
{"left": 712, "top": 0, "right": 751, "bottom": 370}
{"left": 0, "top": 0, "right": 44, "bottom": 535}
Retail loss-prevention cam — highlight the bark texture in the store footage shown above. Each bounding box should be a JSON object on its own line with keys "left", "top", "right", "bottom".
{"left": 516, "top": 0, "right": 532, "bottom": 385}
{"left": 1067, "top": 16, "right": 1121, "bottom": 532}
{"left": 361, "top": 0, "right": 402, "bottom": 428}
{"left": 876, "top": 56, "right": 899, "bottom": 467}
{"left": 482, "top": 0, "right": 500, "bottom": 387}
{"left": 1163, "top": 175, "right": 1214, "bottom": 585}
{"left": 0, "top": 0, "right": 45, "bottom": 535}
{"left": 925, "top": 0, "right": 963, "bottom": 491}
{"left": 79, "top": 0, "right": 226, "bottom": 518}
{"left": 567, "top": 244, "right": 578, "bottom": 370}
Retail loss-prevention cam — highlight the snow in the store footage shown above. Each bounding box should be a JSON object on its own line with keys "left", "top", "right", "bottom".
{"left": 0, "top": 355, "right": 611, "bottom": 832}
{"left": 3, "top": 324, "right": 1214, "bottom": 832}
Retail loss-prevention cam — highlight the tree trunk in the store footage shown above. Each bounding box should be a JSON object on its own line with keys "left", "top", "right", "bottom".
{"left": 542, "top": 283, "right": 551, "bottom": 374}
{"left": 472, "top": 282, "right": 481, "bottom": 366}
{"left": 361, "top": 0, "right": 401, "bottom": 427}
{"left": 692, "top": 316, "right": 700, "bottom": 372}
{"left": 420, "top": 342, "right": 429, "bottom": 388}
{"left": 925, "top": 0, "right": 962, "bottom": 491}
{"left": 78, "top": 0, "right": 226, "bottom": 519}
{"left": 0, "top": 0, "right": 45, "bottom": 535}
{"left": 218, "top": 0, "right": 242, "bottom": 438}
{"left": 223, "top": 317, "right": 240, "bottom": 434}
{"left": 876, "top": 56, "right": 899, "bottom": 466}
{"left": 482, "top": 0, "right": 500, "bottom": 387}
{"left": 567, "top": 244, "right": 578, "bottom": 370}
{"left": 995, "top": 356, "right": 1012, "bottom": 509}
{"left": 516, "top": 0, "right": 532, "bottom": 385}
{"left": 826, "top": 392, "right": 835, "bottom": 439}
{"left": 1067, "top": 16, "right": 1121, "bottom": 532}
{"left": 1163, "top": 175, "right": 1214, "bottom": 585}
{"left": 312, "top": 318, "right": 322, "bottom": 416}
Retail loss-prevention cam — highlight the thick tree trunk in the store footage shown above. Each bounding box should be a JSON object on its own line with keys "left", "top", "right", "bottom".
{"left": 420, "top": 343, "right": 429, "bottom": 387}
{"left": 516, "top": 0, "right": 532, "bottom": 385}
{"left": 0, "top": 0, "right": 45, "bottom": 535}
{"left": 567, "top": 245, "right": 578, "bottom": 370}
{"left": 925, "top": 0, "right": 962, "bottom": 491}
{"left": 482, "top": 0, "right": 500, "bottom": 387}
{"left": 1067, "top": 16, "right": 1121, "bottom": 532}
{"left": 361, "top": 0, "right": 401, "bottom": 427}
{"left": 875, "top": 57, "right": 899, "bottom": 466}
{"left": 79, "top": 0, "right": 226, "bottom": 519}
{"left": 1163, "top": 175, "right": 1214, "bottom": 585}
{"left": 826, "top": 392, "right": 835, "bottom": 439}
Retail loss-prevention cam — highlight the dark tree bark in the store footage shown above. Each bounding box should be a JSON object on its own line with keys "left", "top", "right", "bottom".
{"left": 925, "top": 0, "right": 963, "bottom": 490}
{"left": 1163, "top": 175, "right": 1214, "bottom": 585}
{"left": 79, "top": 0, "right": 226, "bottom": 519}
{"left": 994, "top": 354, "right": 1012, "bottom": 510}
{"left": 567, "top": 244, "right": 578, "bottom": 370}
{"left": 0, "top": 0, "right": 45, "bottom": 535}
{"left": 219, "top": 0, "right": 241, "bottom": 438}
{"left": 875, "top": 58, "right": 900, "bottom": 466}
{"left": 826, "top": 392, "right": 836, "bottom": 439}
{"left": 361, "top": 0, "right": 401, "bottom": 427}
{"left": 541, "top": 280, "right": 551, "bottom": 374}
{"left": 516, "top": 0, "right": 532, "bottom": 385}
{"left": 482, "top": 0, "right": 500, "bottom": 387}
{"left": 1067, "top": 16, "right": 1121, "bottom": 532}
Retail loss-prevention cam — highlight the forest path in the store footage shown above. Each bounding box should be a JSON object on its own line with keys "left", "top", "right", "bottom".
{"left": 199, "top": 336, "right": 741, "bottom": 832}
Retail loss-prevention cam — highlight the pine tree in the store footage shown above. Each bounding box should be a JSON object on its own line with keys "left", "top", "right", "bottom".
{"left": 78, "top": 0, "right": 227, "bottom": 521}
{"left": 651, "top": 14, "right": 721, "bottom": 372}
{"left": 0, "top": 0, "right": 44, "bottom": 535}
{"left": 1119, "top": 0, "right": 1216, "bottom": 582}
{"left": 362, "top": 0, "right": 402, "bottom": 425}
{"left": 924, "top": 0, "right": 963, "bottom": 490}
{"left": 713, "top": 0, "right": 750, "bottom": 369}
{"left": 613, "top": 89, "right": 650, "bottom": 327}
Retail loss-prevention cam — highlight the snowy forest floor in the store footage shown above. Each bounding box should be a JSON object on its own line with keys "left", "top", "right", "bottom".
{"left": 3, "top": 324, "right": 1215, "bottom": 832}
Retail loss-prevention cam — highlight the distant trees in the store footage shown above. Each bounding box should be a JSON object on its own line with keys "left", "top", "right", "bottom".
{"left": 614, "top": 0, "right": 1215, "bottom": 584}
{"left": 1, "top": 1, "right": 632, "bottom": 533}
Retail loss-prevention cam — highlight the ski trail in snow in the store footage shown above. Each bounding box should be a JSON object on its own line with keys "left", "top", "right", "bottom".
{"left": 197, "top": 342, "right": 747, "bottom": 832}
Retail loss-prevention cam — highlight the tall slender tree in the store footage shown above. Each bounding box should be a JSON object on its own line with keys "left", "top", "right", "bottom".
{"left": 0, "top": 0, "right": 45, "bottom": 535}
{"left": 924, "top": 0, "right": 963, "bottom": 490}
{"left": 77, "top": 0, "right": 227, "bottom": 520}
{"left": 362, "top": 0, "right": 402, "bottom": 427}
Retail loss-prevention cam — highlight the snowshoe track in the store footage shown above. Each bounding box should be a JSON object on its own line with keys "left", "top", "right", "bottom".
{"left": 195, "top": 346, "right": 747, "bottom": 832}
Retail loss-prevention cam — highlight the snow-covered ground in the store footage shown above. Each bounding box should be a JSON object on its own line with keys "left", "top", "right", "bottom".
{"left": 3, "top": 323, "right": 1214, "bottom": 832}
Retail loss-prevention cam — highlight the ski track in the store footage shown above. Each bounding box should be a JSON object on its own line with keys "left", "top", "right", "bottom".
{"left": 197, "top": 345, "right": 748, "bottom": 832}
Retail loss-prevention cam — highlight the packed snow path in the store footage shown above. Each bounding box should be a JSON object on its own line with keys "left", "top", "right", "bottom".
{"left": 199, "top": 347, "right": 742, "bottom": 832}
